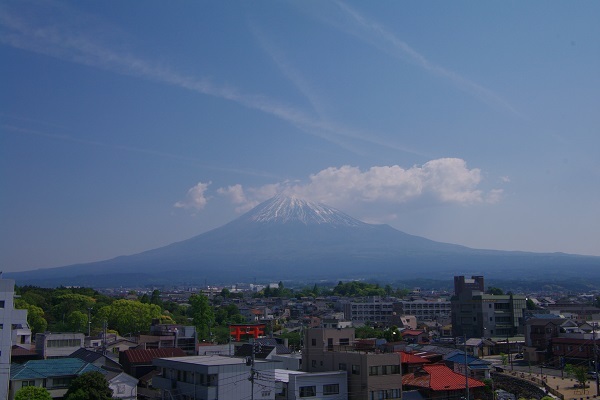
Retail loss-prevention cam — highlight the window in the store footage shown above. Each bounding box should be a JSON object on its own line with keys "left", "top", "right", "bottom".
{"left": 369, "top": 366, "right": 378, "bottom": 376}
{"left": 340, "top": 338, "right": 350, "bottom": 346}
{"left": 312, "top": 360, "right": 317, "bottom": 367}
{"left": 311, "top": 339, "right": 317, "bottom": 346}
{"left": 339, "top": 363, "right": 347, "bottom": 371}
{"left": 381, "top": 365, "right": 388, "bottom": 375}
{"left": 22, "top": 380, "right": 35, "bottom": 388}
{"left": 323, "top": 384, "right": 339, "bottom": 395}
{"left": 299, "top": 386, "right": 317, "bottom": 397}
{"left": 352, "top": 364, "right": 360, "bottom": 375}
{"left": 390, "top": 365, "right": 400, "bottom": 374}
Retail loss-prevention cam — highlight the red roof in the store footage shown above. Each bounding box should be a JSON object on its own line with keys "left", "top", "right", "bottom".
{"left": 402, "top": 330, "right": 424, "bottom": 336}
{"left": 122, "top": 348, "right": 186, "bottom": 364}
{"left": 403, "top": 364, "right": 485, "bottom": 391}
{"left": 399, "top": 351, "right": 431, "bottom": 364}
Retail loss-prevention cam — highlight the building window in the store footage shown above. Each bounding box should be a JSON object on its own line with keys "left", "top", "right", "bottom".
{"left": 311, "top": 339, "right": 317, "bottom": 346}
{"left": 340, "top": 338, "right": 350, "bottom": 346}
{"left": 22, "top": 380, "right": 35, "bottom": 388}
{"left": 339, "top": 363, "right": 347, "bottom": 371}
{"left": 369, "top": 366, "right": 378, "bottom": 376}
{"left": 312, "top": 360, "right": 317, "bottom": 368}
{"left": 300, "top": 386, "right": 317, "bottom": 397}
{"left": 352, "top": 365, "right": 360, "bottom": 375}
{"left": 323, "top": 384, "right": 340, "bottom": 395}
{"left": 390, "top": 365, "right": 400, "bottom": 374}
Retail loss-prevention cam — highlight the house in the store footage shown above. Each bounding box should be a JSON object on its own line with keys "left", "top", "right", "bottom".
{"left": 120, "top": 347, "right": 186, "bottom": 379}
{"left": 274, "top": 369, "right": 348, "bottom": 400}
{"left": 8, "top": 358, "right": 106, "bottom": 399}
{"left": 104, "top": 370, "right": 138, "bottom": 400}
{"left": 69, "top": 347, "right": 123, "bottom": 371}
{"left": 398, "top": 351, "right": 431, "bottom": 375}
{"left": 444, "top": 353, "right": 492, "bottom": 380}
{"left": 153, "top": 355, "right": 279, "bottom": 400}
{"left": 35, "top": 332, "right": 85, "bottom": 359}
{"left": 402, "top": 364, "right": 486, "bottom": 400}
{"left": 401, "top": 330, "right": 428, "bottom": 344}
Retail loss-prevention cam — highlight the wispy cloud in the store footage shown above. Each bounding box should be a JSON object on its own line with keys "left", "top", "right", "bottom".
{"left": 179, "top": 158, "right": 503, "bottom": 218}
{"left": 326, "top": 1, "right": 518, "bottom": 115}
{"left": 0, "top": 3, "right": 423, "bottom": 157}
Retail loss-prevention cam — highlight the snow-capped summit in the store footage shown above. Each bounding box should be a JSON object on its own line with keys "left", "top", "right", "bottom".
{"left": 245, "top": 194, "right": 364, "bottom": 226}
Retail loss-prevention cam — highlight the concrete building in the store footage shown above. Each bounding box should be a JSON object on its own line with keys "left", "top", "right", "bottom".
{"left": 395, "top": 300, "right": 452, "bottom": 321}
{"left": 275, "top": 369, "right": 348, "bottom": 400}
{"left": 35, "top": 332, "right": 85, "bottom": 359}
{"left": 451, "top": 276, "right": 527, "bottom": 339}
{"left": 303, "top": 328, "right": 402, "bottom": 400}
{"left": 153, "top": 355, "right": 279, "bottom": 400}
{"left": 0, "top": 278, "right": 27, "bottom": 400}
{"left": 339, "top": 297, "right": 394, "bottom": 324}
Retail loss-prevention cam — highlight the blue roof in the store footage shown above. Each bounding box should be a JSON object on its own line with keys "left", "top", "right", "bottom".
{"left": 445, "top": 354, "right": 491, "bottom": 367}
{"left": 11, "top": 358, "right": 106, "bottom": 380}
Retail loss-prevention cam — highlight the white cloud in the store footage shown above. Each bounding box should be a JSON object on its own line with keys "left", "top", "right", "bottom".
{"left": 208, "top": 158, "right": 501, "bottom": 214}
{"left": 174, "top": 182, "right": 211, "bottom": 210}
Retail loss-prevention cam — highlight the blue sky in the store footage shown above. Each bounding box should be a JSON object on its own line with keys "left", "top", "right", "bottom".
{"left": 2, "top": 1, "right": 599, "bottom": 272}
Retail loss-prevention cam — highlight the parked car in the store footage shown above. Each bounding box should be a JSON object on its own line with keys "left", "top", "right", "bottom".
{"left": 514, "top": 353, "right": 524, "bottom": 360}
{"left": 589, "top": 371, "right": 598, "bottom": 379}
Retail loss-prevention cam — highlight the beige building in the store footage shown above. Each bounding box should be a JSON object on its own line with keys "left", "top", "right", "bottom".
{"left": 303, "top": 328, "right": 402, "bottom": 400}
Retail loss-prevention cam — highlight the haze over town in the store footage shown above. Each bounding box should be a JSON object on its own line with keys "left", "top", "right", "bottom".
{"left": 2, "top": 1, "right": 599, "bottom": 272}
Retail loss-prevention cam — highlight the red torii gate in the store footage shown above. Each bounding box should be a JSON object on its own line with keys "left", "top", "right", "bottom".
{"left": 229, "top": 324, "right": 266, "bottom": 341}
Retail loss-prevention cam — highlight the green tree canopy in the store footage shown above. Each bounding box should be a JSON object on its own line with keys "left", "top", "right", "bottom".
{"left": 189, "top": 293, "right": 215, "bottom": 341}
{"left": 486, "top": 287, "right": 504, "bottom": 295}
{"left": 15, "top": 386, "right": 52, "bottom": 400}
{"left": 64, "top": 371, "right": 112, "bottom": 400}
{"left": 14, "top": 298, "right": 48, "bottom": 334}
{"left": 96, "top": 299, "right": 162, "bottom": 336}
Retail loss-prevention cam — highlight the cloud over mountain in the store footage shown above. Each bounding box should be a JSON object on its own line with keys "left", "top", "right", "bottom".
{"left": 179, "top": 158, "right": 503, "bottom": 214}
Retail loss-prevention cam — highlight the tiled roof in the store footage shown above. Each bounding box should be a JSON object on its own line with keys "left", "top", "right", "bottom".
{"left": 10, "top": 358, "right": 105, "bottom": 380}
{"left": 399, "top": 351, "right": 431, "bottom": 364}
{"left": 11, "top": 345, "right": 38, "bottom": 357}
{"left": 403, "top": 364, "right": 486, "bottom": 391}
{"left": 122, "top": 348, "right": 186, "bottom": 364}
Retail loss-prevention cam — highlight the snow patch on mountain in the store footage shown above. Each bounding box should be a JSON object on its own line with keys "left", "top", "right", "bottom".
{"left": 248, "top": 195, "right": 364, "bottom": 226}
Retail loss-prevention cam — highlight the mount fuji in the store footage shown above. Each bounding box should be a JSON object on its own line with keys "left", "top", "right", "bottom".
{"left": 7, "top": 195, "right": 600, "bottom": 287}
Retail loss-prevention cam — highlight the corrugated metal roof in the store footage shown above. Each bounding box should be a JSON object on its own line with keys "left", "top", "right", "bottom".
{"left": 122, "top": 348, "right": 186, "bottom": 364}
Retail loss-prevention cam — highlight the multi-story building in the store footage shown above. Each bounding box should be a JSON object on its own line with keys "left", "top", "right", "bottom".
{"left": 394, "top": 300, "right": 451, "bottom": 321}
{"left": 275, "top": 369, "right": 348, "bottom": 400}
{"left": 451, "top": 276, "right": 527, "bottom": 339}
{"left": 339, "top": 297, "right": 394, "bottom": 324}
{"left": 153, "top": 355, "right": 279, "bottom": 400}
{"left": 303, "top": 327, "right": 402, "bottom": 400}
{"left": 0, "top": 278, "right": 29, "bottom": 400}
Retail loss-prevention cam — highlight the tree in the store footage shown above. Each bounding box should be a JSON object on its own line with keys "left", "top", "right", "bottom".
{"left": 15, "top": 298, "right": 48, "bottom": 334}
{"left": 15, "top": 386, "right": 52, "bottom": 400}
{"left": 487, "top": 287, "right": 504, "bottom": 295}
{"left": 64, "top": 371, "right": 112, "bottom": 400}
{"left": 66, "top": 310, "right": 88, "bottom": 333}
{"left": 573, "top": 365, "right": 589, "bottom": 388}
{"left": 564, "top": 363, "right": 575, "bottom": 378}
{"left": 96, "top": 299, "right": 162, "bottom": 335}
{"left": 189, "top": 293, "right": 215, "bottom": 341}
{"left": 526, "top": 298, "right": 537, "bottom": 310}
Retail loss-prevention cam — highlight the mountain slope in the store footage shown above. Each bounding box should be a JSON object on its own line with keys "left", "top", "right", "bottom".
{"left": 7, "top": 195, "right": 600, "bottom": 287}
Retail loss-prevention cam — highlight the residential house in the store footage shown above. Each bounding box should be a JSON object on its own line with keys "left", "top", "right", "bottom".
{"left": 120, "top": 347, "right": 186, "bottom": 379}
{"left": 9, "top": 358, "right": 106, "bottom": 399}
{"left": 402, "top": 364, "right": 486, "bottom": 400}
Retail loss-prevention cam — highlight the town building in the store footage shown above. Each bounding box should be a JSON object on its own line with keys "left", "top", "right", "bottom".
{"left": 274, "top": 369, "right": 348, "bottom": 400}
{"left": 303, "top": 327, "right": 403, "bottom": 400}
{"left": 153, "top": 355, "right": 279, "bottom": 400}
{"left": 451, "top": 276, "right": 527, "bottom": 339}
{"left": 0, "top": 278, "right": 30, "bottom": 400}
{"left": 339, "top": 297, "right": 395, "bottom": 324}
{"left": 35, "top": 332, "right": 85, "bottom": 359}
{"left": 395, "top": 300, "right": 452, "bottom": 322}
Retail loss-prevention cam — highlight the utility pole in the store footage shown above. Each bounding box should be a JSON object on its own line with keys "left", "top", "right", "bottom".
{"left": 464, "top": 334, "right": 469, "bottom": 400}
{"left": 593, "top": 322, "right": 599, "bottom": 396}
{"left": 87, "top": 307, "right": 93, "bottom": 337}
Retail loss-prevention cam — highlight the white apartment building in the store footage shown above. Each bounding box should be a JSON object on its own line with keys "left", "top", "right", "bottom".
{"left": 0, "top": 279, "right": 20, "bottom": 399}
{"left": 153, "top": 355, "right": 279, "bottom": 400}
{"left": 275, "top": 369, "right": 348, "bottom": 400}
